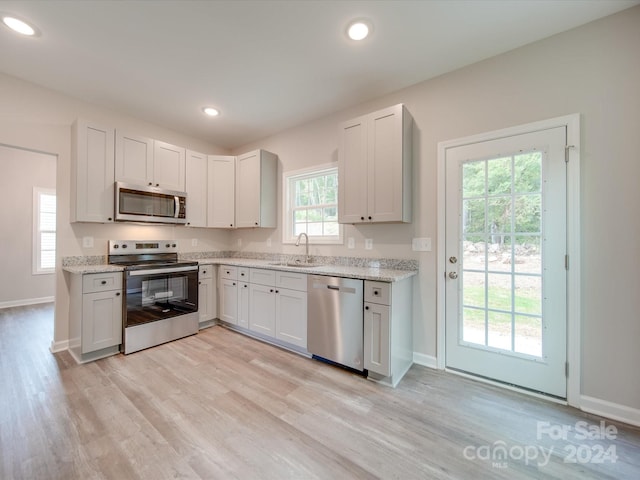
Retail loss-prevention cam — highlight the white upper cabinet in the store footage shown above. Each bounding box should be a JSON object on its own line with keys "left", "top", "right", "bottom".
{"left": 338, "top": 104, "right": 412, "bottom": 224}
{"left": 235, "top": 149, "right": 277, "bottom": 228}
{"left": 115, "top": 131, "right": 185, "bottom": 191}
{"left": 185, "top": 150, "right": 208, "bottom": 227}
{"left": 71, "top": 119, "right": 116, "bottom": 223}
{"left": 208, "top": 155, "right": 236, "bottom": 228}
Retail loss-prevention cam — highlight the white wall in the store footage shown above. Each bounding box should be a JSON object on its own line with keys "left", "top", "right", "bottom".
{"left": 0, "top": 145, "right": 56, "bottom": 305}
{"left": 232, "top": 8, "right": 640, "bottom": 411}
{"left": 0, "top": 72, "right": 232, "bottom": 347}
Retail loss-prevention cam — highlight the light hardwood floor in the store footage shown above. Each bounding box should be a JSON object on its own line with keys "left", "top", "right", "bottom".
{"left": 1, "top": 304, "right": 639, "bottom": 479}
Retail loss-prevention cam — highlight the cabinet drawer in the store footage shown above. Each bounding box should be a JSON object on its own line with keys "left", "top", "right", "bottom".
{"left": 364, "top": 281, "right": 390, "bottom": 305}
{"left": 220, "top": 265, "right": 238, "bottom": 280}
{"left": 276, "top": 271, "right": 307, "bottom": 292}
{"left": 238, "top": 267, "right": 250, "bottom": 281}
{"left": 199, "top": 265, "right": 213, "bottom": 279}
{"left": 83, "top": 272, "right": 122, "bottom": 293}
{"left": 250, "top": 268, "right": 276, "bottom": 286}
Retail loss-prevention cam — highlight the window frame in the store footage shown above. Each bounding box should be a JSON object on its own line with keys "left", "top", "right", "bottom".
{"left": 33, "top": 187, "right": 56, "bottom": 275}
{"left": 282, "top": 163, "right": 343, "bottom": 245}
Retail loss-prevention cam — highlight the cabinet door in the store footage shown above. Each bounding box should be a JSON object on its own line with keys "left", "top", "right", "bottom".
{"left": 338, "top": 115, "right": 368, "bottom": 223}
{"left": 238, "top": 282, "right": 250, "bottom": 329}
{"left": 82, "top": 290, "right": 122, "bottom": 354}
{"left": 367, "top": 104, "right": 404, "bottom": 222}
{"left": 249, "top": 283, "right": 276, "bottom": 336}
{"left": 364, "top": 302, "right": 391, "bottom": 376}
{"left": 115, "top": 131, "right": 153, "bottom": 186}
{"left": 276, "top": 288, "right": 307, "bottom": 348}
{"left": 235, "top": 150, "right": 261, "bottom": 228}
{"left": 72, "top": 119, "right": 115, "bottom": 223}
{"left": 186, "top": 150, "right": 208, "bottom": 227}
{"left": 208, "top": 155, "right": 236, "bottom": 228}
{"left": 153, "top": 140, "right": 186, "bottom": 191}
{"left": 219, "top": 278, "right": 238, "bottom": 324}
{"left": 198, "top": 278, "right": 214, "bottom": 324}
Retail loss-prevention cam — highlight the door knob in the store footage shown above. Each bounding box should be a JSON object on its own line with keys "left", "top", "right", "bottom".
{"left": 448, "top": 271, "right": 458, "bottom": 279}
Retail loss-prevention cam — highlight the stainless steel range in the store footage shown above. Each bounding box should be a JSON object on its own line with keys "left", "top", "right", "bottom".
{"left": 108, "top": 240, "right": 199, "bottom": 354}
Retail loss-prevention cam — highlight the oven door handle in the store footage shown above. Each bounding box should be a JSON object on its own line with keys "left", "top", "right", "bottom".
{"left": 128, "top": 266, "right": 198, "bottom": 276}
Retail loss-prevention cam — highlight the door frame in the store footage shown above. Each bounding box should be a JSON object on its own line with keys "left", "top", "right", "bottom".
{"left": 436, "top": 114, "right": 581, "bottom": 406}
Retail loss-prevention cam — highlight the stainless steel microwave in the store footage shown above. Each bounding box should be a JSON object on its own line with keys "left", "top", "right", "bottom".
{"left": 115, "top": 182, "right": 187, "bottom": 224}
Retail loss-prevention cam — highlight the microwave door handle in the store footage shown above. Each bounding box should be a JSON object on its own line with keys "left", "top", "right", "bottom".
{"left": 174, "top": 196, "right": 180, "bottom": 218}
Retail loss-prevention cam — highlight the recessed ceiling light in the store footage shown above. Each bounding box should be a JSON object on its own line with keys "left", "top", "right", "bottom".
{"left": 2, "top": 15, "right": 38, "bottom": 36}
{"left": 347, "top": 20, "right": 371, "bottom": 41}
{"left": 202, "top": 107, "right": 220, "bottom": 117}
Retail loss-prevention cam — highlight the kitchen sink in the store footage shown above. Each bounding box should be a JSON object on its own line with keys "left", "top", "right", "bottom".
{"left": 269, "top": 261, "right": 322, "bottom": 268}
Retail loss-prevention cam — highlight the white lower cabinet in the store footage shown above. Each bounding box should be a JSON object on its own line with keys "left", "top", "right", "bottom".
{"left": 275, "top": 287, "right": 307, "bottom": 348}
{"left": 219, "top": 278, "right": 238, "bottom": 324}
{"left": 238, "top": 280, "right": 250, "bottom": 329}
{"left": 198, "top": 265, "right": 216, "bottom": 327}
{"left": 363, "top": 278, "right": 413, "bottom": 387}
{"left": 249, "top": 283, "right": 276, "bottom": 336}
{"left": 69, "top": 272, "right": 123, "bottom": 363}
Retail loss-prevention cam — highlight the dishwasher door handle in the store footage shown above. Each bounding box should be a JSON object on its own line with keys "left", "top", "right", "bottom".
{"left": 327, "top": 285, "right": 340, "bottom": 290}
{"left": 317, "top": 284, "right": 356, "bottom": 294}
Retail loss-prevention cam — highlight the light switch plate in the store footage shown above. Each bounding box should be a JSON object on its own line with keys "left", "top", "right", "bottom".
{"left": 365, "top": 238, "right": 373, "bottom": 250}
{"left": 412, "top": 237, "right": 432, "bottom": 251}
{"left": 82, "top": 236, "right": 93, "bottom": 248}
{"left": 347, "top": 237, "right": 355, "bottom": 249}
{"left": 191, "top": 238, "right": 198, "bottom": 247}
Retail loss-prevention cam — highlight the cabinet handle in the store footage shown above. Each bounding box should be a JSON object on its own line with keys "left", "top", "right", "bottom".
{"left": 368, "top": 216, "right": 372, "bottom": 220}
{"left": 365, "top": 305, "right": 369, "bottom": 310}
{"left": 108, "top": 217, "right": 112, "bottom": 221}
{"left": 243, "top": 284, "right": 248, "bottom": 288}
{"left": 233, "top": 282, "right": 236, "bottom": 286}
{"left": 360, "top": 216, "right": 365, "bottom": 221}
{"left": 269, "top": 289, "right": 274, "bottom": 293}
{"left": 155, "top": 183, "right": 159, "bottom": 187}
{"left": 255, "top": 222, "right": 258, "bottom": 226}
{"left": 116, "top": 292, "right": 121, "bottom": 296}
{"left": 241, "top": 273, "right": 245, "bottom": 276}
{"left": 199, "top": 281, "right": 201, "bottom": 285}
{"left": 203, "top": 270, "right": 207, "bottom": 274}
{"left": 275, "top": 290, "right": 279, "bottom": 294}
{"left": 148, "top": 182, "right": 152, "bottom": 186}
{"left": 101, "top": 280, "right": 107, "bottom": 285}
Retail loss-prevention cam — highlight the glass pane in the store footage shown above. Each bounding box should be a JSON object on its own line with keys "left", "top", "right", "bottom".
{"left": 514, "top": 194, "right": 541, "bottom": 233}
{"left": 462, "top": 199, "right": 485, "bottom": 234}
{"left": 487, "top": 156, "right": 512, "bottom": 195}
{"left": 41, "top": 232, "right": 56, "bottom": 250}
{"left": 323, "top": 207, "right": 337, "bottom": 221}
{"left": 40, "top": 250, "right": 55, "bottom": 270}
{"left": 41, "top": 193, "right": 56, "bottom": 212}
{"left": 294, "top": 210, "right": 307, "bottom": 222}
{"left": 307, "top": 222, "right": 322, "bottom": 235}
{"left": 40, "top": 212, "right": 56, "bottom": 231}
{"left": 324, "top": 222, "right": 339, "bottom": 236}
{"left": 307, "top": 208, "right": 322, "bottom": 222}
{"left": 515, "top": 315, "right": 542, "bottom": 357}
{"left": 514, "top": 152, "right": 541, "bottom": 194}
{"left": 487, "top": 273, "right": 511, "bottom": 311}
{"left": 514, "top": 236, "right": 541, "bottom": 274}
{"left": 462, "top": 161, "right": 485, "bottom": 197}
{"left": 295, "top": 179, "right": 309, "bottom": 207}
{"left": 294, "top": 223, "right": 307, "bottom": 235}
{"left": 487, "top": 311, "right": 512, "bottom": 350}
{"left": 462, "top": 307, "right": 485, "bottom": 345}
{"left": 463, "top": 239, "right": 486, "bottom": 271}
{"left": 462, "top": 272, "right": 485, "bottom": 308}
{"left": 487, "top": 197, "right": 511, "bottom": 234}
{"left": 514, "top": 275, "right": 541, "bottom": 316}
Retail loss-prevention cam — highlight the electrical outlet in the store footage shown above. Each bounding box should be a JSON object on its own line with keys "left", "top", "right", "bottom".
{"left": 347, "top": 237, "right": 355, "bottom": 249}
{"left": 82, "top": 236, "right": 93, "bottom": 248}
{"left": 364, "top": 238, "right": 373, "bottom": 250}
{"left": 267, "top": 238, "right": 272, "bottom": 247}
{"left": 412, "top": 237, "right": 432, "bottom": 252}
{"left": 191, "top": 238, "right": 198, "bottom": 247}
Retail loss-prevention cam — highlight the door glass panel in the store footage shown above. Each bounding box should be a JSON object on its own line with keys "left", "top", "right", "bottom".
{"left": 460, "top": 152, "right": 543, "bottom": 358}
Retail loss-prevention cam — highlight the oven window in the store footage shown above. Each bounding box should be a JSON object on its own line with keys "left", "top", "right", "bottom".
{"left": 125, "top": 271, "right": 198, "bottom": 327}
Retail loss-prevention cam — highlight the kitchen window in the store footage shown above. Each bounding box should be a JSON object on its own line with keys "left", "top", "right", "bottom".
{"left": 283, "top": 165, "right": 342, "bottom": 244}
{"left": 33, "top": 188, "right": 56, "bottom": 274}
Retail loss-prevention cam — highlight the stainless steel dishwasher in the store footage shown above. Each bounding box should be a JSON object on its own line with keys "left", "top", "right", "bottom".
{"left": 307, "top": 275, "right": 364, "bottom": 371}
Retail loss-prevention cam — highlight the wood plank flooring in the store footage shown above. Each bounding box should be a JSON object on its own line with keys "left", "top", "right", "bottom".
{"left": 1, "top": 304, "right": 639, "bottom": 479}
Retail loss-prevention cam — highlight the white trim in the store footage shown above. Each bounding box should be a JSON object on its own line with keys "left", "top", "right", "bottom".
{"left": 50, "top": 339, "right": 69, "bottom": 354}
{"left": 436, "top": 114, "right": 581, "bottom": 403}
{"left": 580, "top": 395, "right": 640, "bottom": 428}
{"left": 0, "top": 296, "right": 54, "bottom": 310}
{"left": 413, "top": 352, "right": 438, "bottom": 369}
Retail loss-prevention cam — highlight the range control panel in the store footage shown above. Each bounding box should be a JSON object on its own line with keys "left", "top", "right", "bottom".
{"left": 108, "top": 240, "right": 178, "bottom": 255}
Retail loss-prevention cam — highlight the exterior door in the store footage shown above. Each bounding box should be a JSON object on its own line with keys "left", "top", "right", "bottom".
{"left": 445, "top": 126, "right": 567, "bottom": 398}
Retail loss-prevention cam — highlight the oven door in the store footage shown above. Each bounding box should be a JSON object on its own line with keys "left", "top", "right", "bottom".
{"left": 125, "top": 266, "right": 198, "bottom": 328}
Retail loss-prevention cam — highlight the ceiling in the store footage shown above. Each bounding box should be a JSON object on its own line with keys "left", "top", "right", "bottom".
{"left": 0, "top": 1, "right": 638, "bottom": 150}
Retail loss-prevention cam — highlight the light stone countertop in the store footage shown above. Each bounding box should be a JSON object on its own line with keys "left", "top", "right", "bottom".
{"left": 63, "top": 264, "right": 125, "bottom": 274}
{"left": 197, "top": 258, "right": 417, "bottom": 282}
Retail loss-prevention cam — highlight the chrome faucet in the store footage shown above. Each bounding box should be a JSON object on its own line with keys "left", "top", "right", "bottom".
{"left": 295, "top": 232, "right": 310, "bottom": 263}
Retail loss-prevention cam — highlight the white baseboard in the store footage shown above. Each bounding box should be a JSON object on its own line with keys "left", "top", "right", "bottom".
{"left": 413, "top": 352, "right": 438, "bottom": 369}
{"left": 50, "top": 339, "right": 69, "bottom": 353}
{"left": 0, "top": 296, "right": 54, "bottom": 310}
{"left": 580, "top": 395, "right": 640, "bottom": 427}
